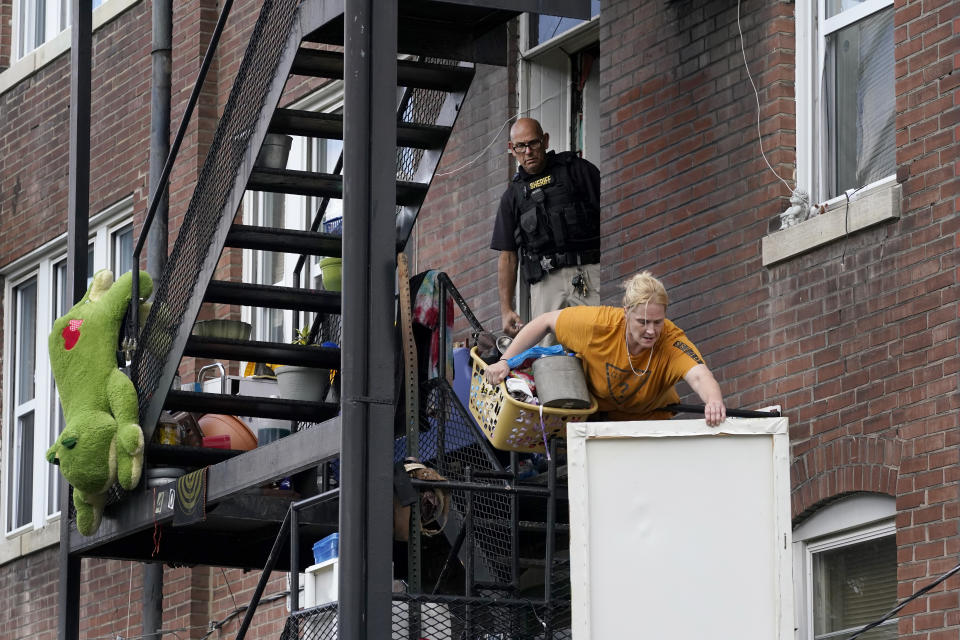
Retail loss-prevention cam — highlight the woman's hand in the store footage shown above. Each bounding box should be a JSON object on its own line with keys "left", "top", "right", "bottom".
{"left": 484, "top": 360, "right": 510, "bottom": 386}
{"left": 703, "top": 399, "right": 726, "bottom": 427}
{"left": 683, "top": 364, "right": 727, "bottom": 427}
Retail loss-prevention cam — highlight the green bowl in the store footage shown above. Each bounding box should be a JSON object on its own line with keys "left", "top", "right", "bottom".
{"left": 319, "top": 257, "right": 342, "bottom": 292}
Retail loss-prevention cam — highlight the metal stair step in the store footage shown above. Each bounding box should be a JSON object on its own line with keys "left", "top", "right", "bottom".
{"left": 247, "top": 167, "right": 427, "bottom": 206}
{"left": 164, "top": 389, "right": 339, "bottom": 422}
{"left": 225, "top": 224, "right": 342, "bottom": 257}
{"left": 204, "top": 281, "right": 341, "bottom": 313}
{"left": 269, "top": 109, "right": 450, "bottom": 150}
{"left": 184, "top": 337, "right": 340, "bottom": 368}
{"left": 290, "top": 49, "right": 473, "bottom": 92}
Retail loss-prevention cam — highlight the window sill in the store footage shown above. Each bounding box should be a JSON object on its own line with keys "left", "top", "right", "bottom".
{"left": 0, "top": 0, "right": 140, "bottom": 96}
{"left": 761, "top": 179, "right": 901, "bottom": 266}
{"left": 0, "top": 519, "right": 60, "bottom": 565}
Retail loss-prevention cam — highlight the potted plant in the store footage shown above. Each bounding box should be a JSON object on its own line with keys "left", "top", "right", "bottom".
{"left": 273, "top": 327, "right": 330, "bottom": 402}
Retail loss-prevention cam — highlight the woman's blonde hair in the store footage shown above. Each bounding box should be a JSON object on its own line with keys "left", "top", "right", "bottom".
{"left": 623, "top": 271, "right": 669, "bottom": 309}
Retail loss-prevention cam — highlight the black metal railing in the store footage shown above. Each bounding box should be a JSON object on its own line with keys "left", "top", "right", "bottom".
{"left": 124, "top": 0, "right": 238, "bottom": 348}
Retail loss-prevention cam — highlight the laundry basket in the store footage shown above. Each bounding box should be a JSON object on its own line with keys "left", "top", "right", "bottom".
{"left": 468, "top": 347, "right": 597, "bottom": 452}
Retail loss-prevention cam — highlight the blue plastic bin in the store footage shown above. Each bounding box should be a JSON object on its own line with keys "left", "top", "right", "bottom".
{"left": 312, "top": 532, "right": 339, "bottom": 564}
{"left": 322, "top": 217, "right": 343, "bottom": 236}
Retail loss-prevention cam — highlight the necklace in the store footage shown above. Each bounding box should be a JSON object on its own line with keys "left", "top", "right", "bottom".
{"left": 625, "top": 325, "right": 655, "bottom": 376}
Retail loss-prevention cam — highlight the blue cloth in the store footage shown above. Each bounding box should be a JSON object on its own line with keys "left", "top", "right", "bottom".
{"left": 506, "top": 344, "right": 570, "bottom": 370}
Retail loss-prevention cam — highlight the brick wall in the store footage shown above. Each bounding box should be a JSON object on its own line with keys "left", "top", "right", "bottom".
{"left": 0, "top": 549, "right": 291, "bottom": 640}
{"left": 599, "top": 0, "right": 796, "bottom": 410}
{"left": 888, "top": 1, "right": 959, "bottom": 636}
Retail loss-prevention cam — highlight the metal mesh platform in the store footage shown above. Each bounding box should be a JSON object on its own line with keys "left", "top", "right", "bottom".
{"left": 281, "top": 593, "right": 572, "bottom": 640}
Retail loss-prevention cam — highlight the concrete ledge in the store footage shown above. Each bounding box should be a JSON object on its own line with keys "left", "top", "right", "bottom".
{"left": 762, "top": 180, "right": 901, "bottom": 266}
{"left": 0, "top": 518, "right": 60, "bottom": 566}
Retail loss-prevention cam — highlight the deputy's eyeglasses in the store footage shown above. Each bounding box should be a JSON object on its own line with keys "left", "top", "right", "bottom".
{"left": 511, "top": 139, "right": 543, "bottom": 153}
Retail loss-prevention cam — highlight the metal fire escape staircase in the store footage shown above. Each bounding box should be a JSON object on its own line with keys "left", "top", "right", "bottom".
{"left": 60, "top": 1, "right": 592, "bottom": 639}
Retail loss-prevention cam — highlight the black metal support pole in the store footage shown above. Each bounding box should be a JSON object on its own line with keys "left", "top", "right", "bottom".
{"left": 66, "top": 0, "right": 91, "bottom": 302}
{"left": 57, "top": 485, "right": 80, "bottom": 640}
{"left": 142, "top": 563, "right": 164, "bottom": 640}
{"left": 339, "top": 1, "right": 398, "bottom": 638}
{"left": 464, "top": 466, "right": 475, "bottom": 637}
{"left": 61, "top": 0, "right": 92, "bottom": 637}
{"left": 290, "top": 507, "right": 301, "bottom": 612}
{"left": 510, "top": 451, "right": 520, "bottom": 595}
{"left": 544, "top": 437, "right": 558, "bottom": 639}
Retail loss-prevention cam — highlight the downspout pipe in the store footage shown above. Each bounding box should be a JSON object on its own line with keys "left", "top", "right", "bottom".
{"left": 143, "top": 0, "right": 171, "bottom": 636}
{"left": 147, "top": 0, "right": 171, "bottom": 277}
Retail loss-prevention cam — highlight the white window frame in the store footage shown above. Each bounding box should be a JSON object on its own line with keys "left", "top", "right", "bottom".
{"left": 765, "top": 0, "right": 899, "bottom": 265}
{"left": 518, "top": 12, "right": 600, "bottom": 160}
{"left": 241, "top": 84, "right": 343, "bottom": 357}
{"left": 792, "top": 493, "right": 897, "bottom": 640}
{"left": 12, "top": 0, "right": 67, "bottom": 60}
{"left": 796, "top": 0, "right": 894, "bottom": 203}
{"left": 1, "top": 197, "right": 133, "bottom": 562}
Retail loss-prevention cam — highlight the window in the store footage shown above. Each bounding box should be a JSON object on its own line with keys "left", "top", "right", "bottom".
{"left": 793, "top": 494, "right": 897, "bottom": 640}
{"left": 12, "top": 0, "right": 111, "bottom": 59}
{"left": 8, "top": 277, "right": 38, "bottom": 532}
{"left": 811, "top": 534, "right": 897, "bottom": 639}
{"left": 519, "top": 4, "right": 601, "bottom": 160}
{"left": 242, "top": 87, "right": 343, "bottom": 346}
{"left": 796, "top": 0, "right": 894, "bottom": 202}
{"left": 2, "top": 198, "right": 132, "bottom": 546}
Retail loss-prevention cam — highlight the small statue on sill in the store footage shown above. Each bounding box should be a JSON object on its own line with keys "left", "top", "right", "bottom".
{"left": 778, "top": 189, "right": 822, "bottom": 230}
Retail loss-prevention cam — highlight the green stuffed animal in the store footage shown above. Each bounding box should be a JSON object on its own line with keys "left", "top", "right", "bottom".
{"left": 45, "top": 269, "right": 153, "bottom": 536}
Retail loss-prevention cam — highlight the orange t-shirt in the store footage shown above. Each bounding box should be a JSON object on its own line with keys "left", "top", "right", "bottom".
{"left": 554, "top": 306, "right": 706, "bottom": 420}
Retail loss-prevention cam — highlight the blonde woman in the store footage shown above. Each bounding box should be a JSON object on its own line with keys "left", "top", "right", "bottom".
{"left": 484, "top": 271, "right": 726, "bottom": 426}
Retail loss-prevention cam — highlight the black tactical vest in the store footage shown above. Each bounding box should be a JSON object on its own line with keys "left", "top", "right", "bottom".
{"left": 510, "top": 153, "right": 600, "bottom": 283}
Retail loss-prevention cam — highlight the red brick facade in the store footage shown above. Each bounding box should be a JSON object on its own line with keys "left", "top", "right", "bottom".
{"left": 1, "top": 0, "right": 957, "bottom": 638}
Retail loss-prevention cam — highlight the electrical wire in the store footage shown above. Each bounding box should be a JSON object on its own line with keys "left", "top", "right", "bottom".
{"left": 736, "top": 0, "right": 794, "bottom": 196}
{"left": 433, "top": 90, "right": 562, "bottom": 178}
{"left": 220, "top": 567, "right": 239, "bottom": 611}
{"left": 845, "top": 561, "right": 960, "bottom": 640}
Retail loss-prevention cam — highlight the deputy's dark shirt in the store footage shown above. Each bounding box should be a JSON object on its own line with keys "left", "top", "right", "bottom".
{"left": 490, "top": 150, "right": 601, "bottom": 252}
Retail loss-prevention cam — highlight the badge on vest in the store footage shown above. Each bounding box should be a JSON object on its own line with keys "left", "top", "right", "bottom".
{"left": 528, "top": 174, "right": 553, "bottom": 190}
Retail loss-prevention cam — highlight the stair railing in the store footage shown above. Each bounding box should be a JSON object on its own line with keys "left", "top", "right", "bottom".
{"left": 123, "top": 0, "right": 238, "bottom": 353}
{"left": 235, "top": 487, "right": 340, "bottom": 640}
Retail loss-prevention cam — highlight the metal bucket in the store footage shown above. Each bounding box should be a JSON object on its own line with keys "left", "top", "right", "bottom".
{"left": 532, "top": 354, "right": 592, "bottom": 409}
{"left": 255, "top": 133, "right": 293, "bottom": 169}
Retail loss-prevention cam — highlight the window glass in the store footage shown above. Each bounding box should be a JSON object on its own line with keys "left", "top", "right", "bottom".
{"left": 825, "top": 7, "right": 894, "bottom": 195}
{"left": 812, "top": 535, "right": 897, "bottom": 639}
{"left": 10, "top": 413, "right": 35, "bottom": 531}
{"left": 15, "top": 280, "right": 37, "bottom": 405}
{"left": 530, "top": 0, "right": 600, "bottom": 48}
{"left": 112, "top": 224, "right": 134, "bottom": 275}
{"left": 9, "top": 278, "right": 38, "bottom": 532}
{"left": 826, "top": 0, "right": 875, "bottom": 19}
